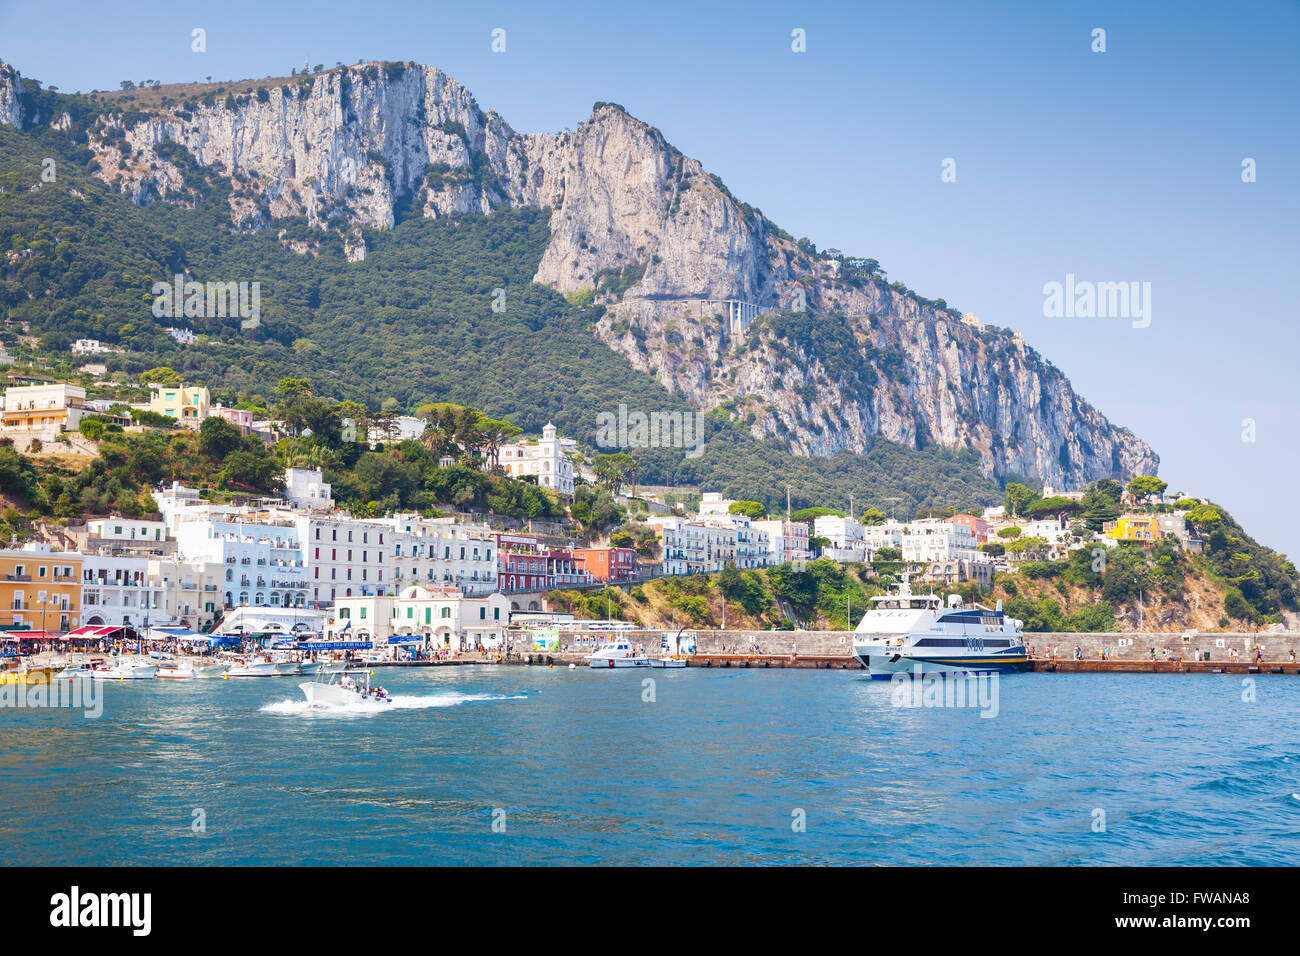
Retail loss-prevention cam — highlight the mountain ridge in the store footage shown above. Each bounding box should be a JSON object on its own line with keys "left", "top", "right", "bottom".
{"left": 0, "top": 58, "right": 1158, "bottom": 489}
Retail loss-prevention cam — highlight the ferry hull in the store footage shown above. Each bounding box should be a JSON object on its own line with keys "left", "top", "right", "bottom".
{"left": 589, "top": 657, "right": 650, "bottom": 668}
{"left": 855, "top": 651, "right": 1030, "bottom": 679}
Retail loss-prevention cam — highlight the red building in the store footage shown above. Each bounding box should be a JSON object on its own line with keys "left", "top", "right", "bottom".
{"left": 573, "top": 547, "right": 638, "bottom": 583}
{"left": 496, "top": 533, "right": 592, "bottom": 592}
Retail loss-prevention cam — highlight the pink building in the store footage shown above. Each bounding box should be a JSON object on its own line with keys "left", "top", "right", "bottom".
{"left": 213, "top": 405, "right": 254, "bottom": 434}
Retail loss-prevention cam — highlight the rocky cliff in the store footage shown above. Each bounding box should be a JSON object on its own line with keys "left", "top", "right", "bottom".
{"left": 2, "top": 58, "right": 1158, "bottom": 488}
{"left": 0, "top": 62, "right": 25, "bottom": 128}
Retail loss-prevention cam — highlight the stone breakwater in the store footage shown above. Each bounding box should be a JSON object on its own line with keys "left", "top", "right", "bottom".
{"left": 501, "top": 628, "right": 1300, "bottom": 671}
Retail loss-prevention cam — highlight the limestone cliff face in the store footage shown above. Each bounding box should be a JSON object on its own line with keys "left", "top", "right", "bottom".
{"left": 0, "top": 62, "right": 24, "bottom": 128}
{"left": 5, "top": 58, "right": 1158, "bottom": 487}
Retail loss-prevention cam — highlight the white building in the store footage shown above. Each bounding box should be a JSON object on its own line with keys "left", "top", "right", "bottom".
{"left": 83, "top": 517, "right": 169, "bottom": 549}
{"left": 861, "top": 520, "right": 909, "bottom": 551}
{"left": 499, "top": 423, "right": 575, "bottom": 497}
{"left": 704, "top": 513, "right": 773, "bottom": 568}
{"left": 174, "top": 518, "right": 308, "bottom": 611}
{"left": 897, "top": 519, "right": 993, "bottom": 584}
{"left": 376, "top": 514, "right": 498, "bottom": 597}
{"left": 366, "top": 415, "right": 426, "bottom": 445}
{"left": 77, "top": 553, "right": 170, "bottom": 628}
{"left": 327, "top": 585, "right": 511, "bottom": 651}
{"left": 751, "top": 519, "right": 812, "bottom": 565}
{"left": 812, "top": 514, "right": 871, "bottom": 562}
{"left": 293, "top": 515, "right": 390, "bottom": 607}
{"left": 285, "top": 467, "right": 334, "bottom": 511}
{"left": 901, "top": 519, "right": 982, "bottom": 564}
{"left": 646, "top": 516, "right": 709, "bottom": 575}
{"left": 148, "top": 556, "right": 225, "bottom": 630}
{"left": 71, "top": 338, "right": 109, "bottom": 355}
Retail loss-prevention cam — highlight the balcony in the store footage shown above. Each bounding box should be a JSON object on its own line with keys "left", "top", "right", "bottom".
{"left": 4, "top": 574, "right": 31, "bottom": 582}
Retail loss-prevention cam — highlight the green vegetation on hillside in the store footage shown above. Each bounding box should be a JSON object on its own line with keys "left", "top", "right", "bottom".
{"left": 1, "top": 121, "right": 1001, "bottom": 517}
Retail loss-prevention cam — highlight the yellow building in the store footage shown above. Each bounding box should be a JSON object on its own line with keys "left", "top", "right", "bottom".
{"left": 1104, "top": 515, "right": 1161, "bottom": 544}
{"left": 1, "top": 383, "right": 88, "bottom": 432}
{"left": 0, "top": 548, "right": 83, "bottom": 632}
{"left": 148, "top": 384, "right": 210, "bottom": 426}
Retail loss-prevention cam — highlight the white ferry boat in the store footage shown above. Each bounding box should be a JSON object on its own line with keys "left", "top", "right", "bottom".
{"left": 852, "top": 574, "right": 1028, "bottom": 678}
{"left": 587, "top": 636, "right": 650, "bottom": 668}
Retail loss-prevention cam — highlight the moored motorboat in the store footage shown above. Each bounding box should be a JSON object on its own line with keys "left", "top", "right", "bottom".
{"left": 1, "top": 659, "right": 58, "bottom": 684}
{"left": 89, "top": 658, "right": 158, "bottom": 680}
{"left": 649, "top": 657, "right": 687, "bottom": 668}
{"left": 587, "top": 637, "right": 650, "bottom": 668}
{"left": 225, "top": 656, "right": 279, "bottom": 677}
{"left": 191, "top": 661, "right": 229, "bottom": 679}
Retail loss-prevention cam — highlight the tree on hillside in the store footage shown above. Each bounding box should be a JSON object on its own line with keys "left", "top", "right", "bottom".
{"left": 1026, "top": 496, "right": 1082, "bottom": 520}
{"left": 593, "top": 453, "right": 635, "bottom": 494}
{"left": 334, "top": 400, "right": 369, "bottom": 444}
{"left": 1127, "top": 475, "right": 1168, "bottom": 503}
{"left": 198, "top": 416, "right": 242, "bottom": 459}
{"left": 728, "top": 501, "right": 768, "bottom": 520}
{"left": 1082, "top": 481, "right": 1123, "bottom": 531}
{"left": 478, "top": 418, "right": 523, "bottom": 473}
{"left": 141, "top": 366, "right": 181, "bottom": 385}
{"left": 1004, "top": 482, "right": 1039, "bottom": 518}
{"left": 859, "top": 507, "right": 886, "bottom": 526}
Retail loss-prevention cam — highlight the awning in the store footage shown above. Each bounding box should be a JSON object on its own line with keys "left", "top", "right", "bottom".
{"left": 65, "top": 624, "right": 139, "bottom": 640}
{"left": 7, "top": 630, "right": 61, "bottom": 641}
{"left": 145, "top": 626, "right": 207, "bottom": 638}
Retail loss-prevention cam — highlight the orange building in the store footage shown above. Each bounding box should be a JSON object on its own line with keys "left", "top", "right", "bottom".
{"left": 0, "top": 548, "right": 83, "bottom": 632}
{"left": 572, "top": 547, "right": 639, "bottom": 583}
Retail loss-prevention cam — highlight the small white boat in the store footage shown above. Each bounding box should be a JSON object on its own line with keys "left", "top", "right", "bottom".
{"left": 191, "top": 661, "right": 230, "bottom": 679}
{"left": 588, "top": 637, "right": 650, "bottom": 668}
{"left": 225, "top": 656, "right": 279, "bottom": 677}
{"left": 649, "top": 658, "right": 687, "bottom": 668}
{"left": 54, "top": 657, "right": 96, "bottom": 679}
{"left": 272, "top": 658, "right": 303, "bottom": 676}
{"left": 90, "top": 658, "right": 158, "bottom": 680}
{"left": 155, "top": 661, "right": 195, "bottom": 680}
{"left": 299, "top": 670, "right": 392, "bottom": 709}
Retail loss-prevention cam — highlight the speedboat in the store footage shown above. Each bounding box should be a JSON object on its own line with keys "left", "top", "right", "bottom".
{"left": 588, "top": 637, "right": 650, "bottom": 668}
{"left": 299, "top": 670, "right": 392, "bottom": 709}
{"left": 89, "top": 658, "right": 158, "bottom": 680}
{"left": 851, "top": 573, "right": 1029, "bottom": 679}
{"left": 649, "top": 657, "right": 687, "bottom": 668}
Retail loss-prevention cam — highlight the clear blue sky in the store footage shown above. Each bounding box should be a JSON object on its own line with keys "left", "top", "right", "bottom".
{"left": 2, "top": 0, "right": 1297, "bottom": 556}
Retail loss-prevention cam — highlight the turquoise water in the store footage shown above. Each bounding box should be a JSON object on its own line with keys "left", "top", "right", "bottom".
{"left": 2, "top": 666, "right": 1298, "bottom": 865}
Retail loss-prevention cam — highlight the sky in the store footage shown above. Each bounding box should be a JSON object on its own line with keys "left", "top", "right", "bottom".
{"left": 1, "top": 0, "right": 1297, "bottom": 556}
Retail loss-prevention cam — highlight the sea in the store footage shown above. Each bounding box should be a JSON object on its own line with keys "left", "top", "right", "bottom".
{"left": 2, "top": 666, "right": 1297, "bottom": 865}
